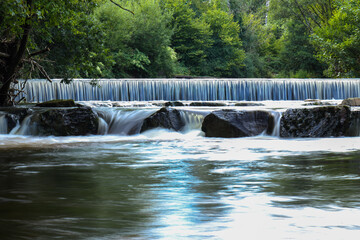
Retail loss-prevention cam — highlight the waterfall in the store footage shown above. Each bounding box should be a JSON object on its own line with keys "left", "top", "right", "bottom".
{"left": 271, "top": 111, "right": 282, "bottom": 137}
{"left": 0, "top": 114, "right": 7, "bottom": 134}
{"left": 95, "top": 108, "right": 156, "bottom": 135}
{"left": 14, "top": 78, "right": 360, "bottom": 102}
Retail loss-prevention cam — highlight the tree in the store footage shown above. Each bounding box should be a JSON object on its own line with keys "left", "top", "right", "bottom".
{"left": 201, "top": 6, "right": 245, "bottom": 77}
{"left": 0, "top": 0, "right": 106, "bottom": 105}
{"left": 279, "top": 19, "right": 324, "bottom": 77}
{"left": 97, "top": 0, "right": 176, "bottom": 77}
{"left": 162, "top": 0, "right": 213, "bottom": 75}
{"left": 269, "top": 0, "right": 335, "bottom": 32}
{"left": 312, "top": 0, "right": 360, "bottom": 77}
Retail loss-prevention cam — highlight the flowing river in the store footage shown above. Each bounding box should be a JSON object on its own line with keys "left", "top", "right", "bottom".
{"left": 2, "top": 78, "right": 360, "bottom": 239}
{"left": 1, "top": 99, "right": 360, "bottom": 240}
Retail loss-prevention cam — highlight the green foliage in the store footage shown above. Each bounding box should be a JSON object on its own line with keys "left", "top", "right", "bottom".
{"left": 2, "top": 0, "right": 358, "bottom": 81}
{"left": 312, "top": 0, "right": 360, "bottom": 77}
{"left": 162, "top": 0, "right": 212, "bottom": 75}
{"left": 97, "top": 0, "right": 175, "bottom": 77}
{"left": 201, "top": 6, "right": 245, "bottom": 77}
{"left": 279, "top": 20, "right": 324, "bottom": 77}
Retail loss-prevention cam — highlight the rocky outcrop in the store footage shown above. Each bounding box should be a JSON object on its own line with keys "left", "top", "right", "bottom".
{"left": 140, "top": 107, "right": 185, "bottom": 132}
{"left": 201, "top": 110, "right": 274, "bottom": 138}
{"left": 341, "top": 98, "right": 360, "bottom": 106}
{"left": 33, "top": 107, "right": 98, "bottom": 136}
{"left": 280, "top": 106, "right": 351, "bottom": 137}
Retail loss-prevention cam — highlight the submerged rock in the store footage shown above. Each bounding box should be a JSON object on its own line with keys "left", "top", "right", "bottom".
{"left": 164, "top": 101, "right": 185, "bottom": 107}
{"left": 36, "top": 99, "right": 79, "bottom": 107}
{"left": 234, "top": 102, "right": 265, "bottom": 107}
{"left": 33, "top": 107, "right": 98, "bottom": 136}
{"left": 140, "top": 107, "right": 185, "bottom": 132}
{"left": 280, "top": 106, "right": 351, "bottom": 137}
{"left": 190, "top": 102, "right": 227, "bottom": 107}
{"left": 340, "top": 98, "right": 360, "bottom": 106}
{"left": 201, "top": 110, "right": 274, "bottom": 138}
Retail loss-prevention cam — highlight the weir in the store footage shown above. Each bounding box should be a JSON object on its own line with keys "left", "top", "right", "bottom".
{"left": 15, "top": 78, "right": 360, "bottom": 102}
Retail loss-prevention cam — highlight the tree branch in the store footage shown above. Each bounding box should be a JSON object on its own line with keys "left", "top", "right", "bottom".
{"left": 109, "top": 0, "right": 134, "bottom": 15}
{"left": 29, "top": 47, "right": 50, "bottom": 57}
{"left": 0, "top": 52, "right": 10, "bottom": 58}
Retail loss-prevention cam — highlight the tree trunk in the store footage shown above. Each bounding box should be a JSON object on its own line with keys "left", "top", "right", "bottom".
{"left": 0, "top": 0, "right": 33, "bottom": 106}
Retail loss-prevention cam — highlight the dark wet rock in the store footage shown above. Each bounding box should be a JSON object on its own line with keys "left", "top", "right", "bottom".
{"left": 303, "top": 100, "right": 334, "bottom": 106}
{"left": 33, "top": 107, "right": 98, "bottom": 136}
{"left": 235, "top": 102, "right": 265, "bottom": 107}
{"left": 164, "top": 101, "right": 185, "bottom": 107}
{"left": 140, "top": 107, "right": 185, "bottom": 132}
{"left": 201, "top": 110, "right": 274, "bottom": 138}
{"left": 190, "top": 102, "right": 227, "bottom": 107}
{"left": 340, "top": 98, "right": 360, "bottom": 106}
{"left": 0, "top": 107, "right": 32, "bottom": 133}
{"left": 280, "top": 106, "right": 351, "bottom": 137}
{"left": 347, "top": 110, "right": 360, "bottom": 136}
{"left": 36, "top": 99, "right": 80, "bottom": 107}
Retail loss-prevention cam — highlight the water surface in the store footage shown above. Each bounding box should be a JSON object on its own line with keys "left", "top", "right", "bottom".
{"left": 1, "top": 132, "right": 360, "bottom": 239}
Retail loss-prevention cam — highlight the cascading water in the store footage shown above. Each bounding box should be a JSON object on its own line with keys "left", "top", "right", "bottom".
{"left": 14, "top": 78, "right": 360, "bottom": 102}
{"left": 95, "top": 108, "right": 156, "bottom": 135}
{"left": 0, "top": 114, "right": 7, "bottom": 134}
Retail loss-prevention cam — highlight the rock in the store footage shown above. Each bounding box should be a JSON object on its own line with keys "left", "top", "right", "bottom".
{"left": 140, "top": 107, "right": 185, "bottom": 132}
{"left": 303, "top": 100, "right": 333, "bottom": 106}
{"left": 346, "top": 110, "right": 360, "bottom": 136}
{"left": 33, "top": 107, "right": 98, "bottom": 136}
{"left": 280, "top": 106, "right": 351, "bottom": 137}
{"left": 36, "top": 99, "right": 79, "bottom": 107}
{"left": 190, "top": 102, "right": 227, "bottom": 107}
{"left": 341, "top": 98, "right": 360, "bottom": 106}
{"left": 164, "top": 101, "right": 184, "bottom": 107}
{"left": 235, "top": 102, "right": 265, "bottom": 107}
{"left": 201, "top": 110, "right": 274, "bottom": 138}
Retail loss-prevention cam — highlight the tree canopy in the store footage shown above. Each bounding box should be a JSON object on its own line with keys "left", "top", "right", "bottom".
{"left": 0, "top": 0, "right": 359, "bottom": 105}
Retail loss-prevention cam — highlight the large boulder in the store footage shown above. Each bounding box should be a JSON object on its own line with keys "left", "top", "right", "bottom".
{"left": 33, "top": 107, "right": 98, "bottom": 136}
{"left": 340, "top": 98, "right": 360, "bottom": 106}
{"left": 201, "top": 110, "right": 274, "bottom": 138}
{"left": 140, "top": 107, "right": 185, "bottom": 132}
{"left": 280, "top": 106, "right": 351, "bottom": 137}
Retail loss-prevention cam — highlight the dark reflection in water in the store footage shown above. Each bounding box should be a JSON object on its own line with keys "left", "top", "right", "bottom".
{"left": 263, "top": 153, "right": 360, "bottom": 208}
{"left": 1, "top": 138, "right": 360, "bottom": 239}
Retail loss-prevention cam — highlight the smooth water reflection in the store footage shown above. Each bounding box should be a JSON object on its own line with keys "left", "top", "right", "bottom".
{"left": 1, "top": 134, "right": 360, "bottom": 239}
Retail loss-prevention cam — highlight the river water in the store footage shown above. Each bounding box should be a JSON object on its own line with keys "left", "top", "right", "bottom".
{"left": 1, "top": 101, "right": 360, "bottom": 239}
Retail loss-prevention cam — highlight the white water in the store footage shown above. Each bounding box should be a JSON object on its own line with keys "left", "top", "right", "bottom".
{"left": 14, "top": 78, "right": 360, "bottom": 102}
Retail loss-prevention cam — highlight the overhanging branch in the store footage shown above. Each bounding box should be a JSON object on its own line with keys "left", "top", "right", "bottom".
{"left": 109, "top": 0, "right": 134, "bottom": 15}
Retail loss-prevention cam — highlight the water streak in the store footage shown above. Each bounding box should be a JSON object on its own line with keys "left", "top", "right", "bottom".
{"left": 0, "top": 114, "right": 7, "bottom": 134}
